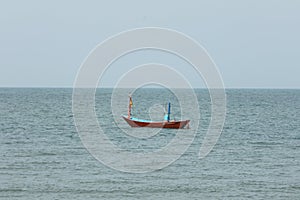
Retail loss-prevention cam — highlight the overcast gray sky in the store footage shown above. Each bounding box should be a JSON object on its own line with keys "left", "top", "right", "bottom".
{"left": 0, "top": 0, "right": 299, "bottom": 88}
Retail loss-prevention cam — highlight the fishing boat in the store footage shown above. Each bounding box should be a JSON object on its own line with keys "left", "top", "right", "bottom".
{"left": 122, "top": 95, "right": 190, "bottom": 129}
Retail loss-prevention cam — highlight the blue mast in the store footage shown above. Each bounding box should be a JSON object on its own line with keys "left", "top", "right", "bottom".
{"left": 167, "top": 102, "right": 171, "bottom": 122}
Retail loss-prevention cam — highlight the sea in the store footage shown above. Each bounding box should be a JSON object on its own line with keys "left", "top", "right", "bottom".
{"left": 0, "top": 88, "right": 299, "bottom": 199}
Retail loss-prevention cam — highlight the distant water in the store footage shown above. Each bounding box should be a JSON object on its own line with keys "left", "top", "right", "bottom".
{"left": 0, "top": 88, "right": 299, "bottom": 199}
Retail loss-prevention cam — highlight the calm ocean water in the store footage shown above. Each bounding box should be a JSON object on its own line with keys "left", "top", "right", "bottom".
{"left": 0, "top": 88, "right": 299, "bottom": 199}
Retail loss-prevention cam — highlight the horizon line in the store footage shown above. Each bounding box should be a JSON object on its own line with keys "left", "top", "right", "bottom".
{"left": 0, "top": 86, "right": 299, "bottom": 90}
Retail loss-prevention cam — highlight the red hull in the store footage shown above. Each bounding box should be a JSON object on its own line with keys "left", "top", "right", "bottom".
{"left": 122, "top": 116, "right": 190, "bottom": 129}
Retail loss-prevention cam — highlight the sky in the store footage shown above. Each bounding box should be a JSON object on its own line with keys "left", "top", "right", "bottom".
{"left": 0, "top": 0, "right": 299, "bottom": 88}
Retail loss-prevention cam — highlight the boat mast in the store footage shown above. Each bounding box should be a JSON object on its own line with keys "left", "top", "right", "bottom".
{"left": 167, "top": 102, "right": 171, "bottom": 122}
{"left": 128, "top": 95, "right": 133, "bottom": 118}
